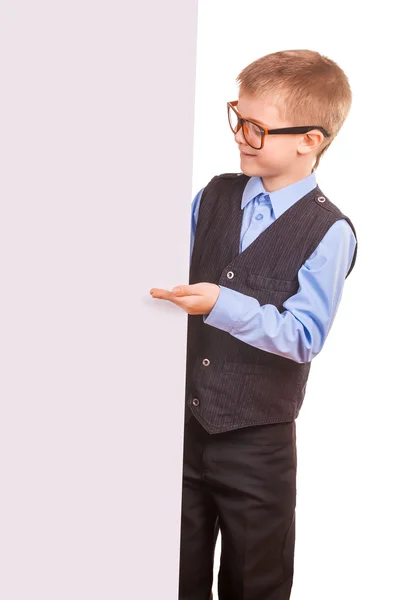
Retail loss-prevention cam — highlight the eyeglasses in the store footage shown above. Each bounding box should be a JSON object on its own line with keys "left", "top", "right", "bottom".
{"left": 227, "top": 100, "right": 331, "bottom": 150}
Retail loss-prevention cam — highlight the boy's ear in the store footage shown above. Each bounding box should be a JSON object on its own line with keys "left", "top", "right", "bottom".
{"left": 297, "top": 131, "right": 325, "bottom": 156}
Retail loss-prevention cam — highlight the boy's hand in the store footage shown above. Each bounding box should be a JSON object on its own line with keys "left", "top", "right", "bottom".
{"left": 150, "top": 283, "right": 220, "bottom": 315}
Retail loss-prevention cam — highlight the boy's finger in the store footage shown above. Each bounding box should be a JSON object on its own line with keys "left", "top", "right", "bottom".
{"left": 150, "top": 288, "right": 174, "bottom": 301}
{"left": 172, "top": 284, "right": 202, "bottom": 296}
{"left": 150, "top": 288, "right": 189, "bottom": 310}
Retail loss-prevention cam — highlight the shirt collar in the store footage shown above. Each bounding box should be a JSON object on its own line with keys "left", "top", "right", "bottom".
{"left": 241, "top": 170, "right": 317, "bottom": 219}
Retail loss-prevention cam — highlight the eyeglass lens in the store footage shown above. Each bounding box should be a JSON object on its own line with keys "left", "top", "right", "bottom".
{"left": 228, "top": 105, "right": 263, "bottom": 149}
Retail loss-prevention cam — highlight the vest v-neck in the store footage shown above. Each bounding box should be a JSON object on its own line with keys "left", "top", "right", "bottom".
{"left": 231, "top": 185, "right": 321, "bottom": 265}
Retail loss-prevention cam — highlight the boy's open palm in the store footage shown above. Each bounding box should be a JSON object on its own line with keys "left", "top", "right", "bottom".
{"left": 150, "top": 283, "right": 220, "bottom": 315}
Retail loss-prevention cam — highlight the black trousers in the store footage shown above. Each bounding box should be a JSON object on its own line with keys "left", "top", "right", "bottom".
{"left": 178, "top": 414, "right": 297, "bottom": 600}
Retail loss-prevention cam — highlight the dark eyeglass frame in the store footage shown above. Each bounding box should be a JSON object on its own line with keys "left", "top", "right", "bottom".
{"left": 227, "top": 100, "right": 331, "bottom": 150}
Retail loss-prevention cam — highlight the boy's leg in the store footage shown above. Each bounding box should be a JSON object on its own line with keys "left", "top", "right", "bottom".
{"left": 209, "top": 421, "right": 297, "bottom": 600}
{"left": 178, "top": 415, "right": 219, "bottom": 600}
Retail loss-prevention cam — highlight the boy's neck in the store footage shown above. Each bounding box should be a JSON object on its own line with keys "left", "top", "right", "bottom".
{"left": 261, "top": 165, "right": 315, "bottom": 194}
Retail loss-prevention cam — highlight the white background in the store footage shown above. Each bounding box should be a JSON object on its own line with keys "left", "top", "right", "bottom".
{"left": 193, "top": 1, "right": 400, "bottom": 598}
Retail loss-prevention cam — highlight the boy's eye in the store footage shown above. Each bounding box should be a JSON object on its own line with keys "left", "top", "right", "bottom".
{"left": 246, "top": 121, "right": 262, "bottom": 135}
{"left": 243, "top": 121, "right": 263, "bottom": 145}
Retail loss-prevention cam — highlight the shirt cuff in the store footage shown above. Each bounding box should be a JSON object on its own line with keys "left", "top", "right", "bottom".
{"left": 203, "top": 286, "right": 245, "bottom": 333}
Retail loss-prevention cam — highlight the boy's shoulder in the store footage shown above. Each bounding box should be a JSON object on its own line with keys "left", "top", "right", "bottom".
{"left": 205, "top": 172, "right": 248, "bottom": 188}
{"left": 212, "top": 172, "right": 244, "bottom": 180}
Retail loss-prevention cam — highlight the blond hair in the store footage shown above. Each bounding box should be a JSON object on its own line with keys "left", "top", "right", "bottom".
{"left": 236, "top": 49, "right": 352, "bottom": 168}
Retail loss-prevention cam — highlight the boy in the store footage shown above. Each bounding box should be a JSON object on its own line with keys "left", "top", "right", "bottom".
{"left": 150, "top": 49, "right": 357, "bottom": 600}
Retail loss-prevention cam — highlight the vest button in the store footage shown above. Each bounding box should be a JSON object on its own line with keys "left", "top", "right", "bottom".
{"left": 317, "top": 196, "right": 326, "bottom": 203}
{"left": 202, "top": 358, "right": 210, "bottom": 366}
{"left": 227, "top": 271, "right": 234, "bottom": 279}
{"left": 192, "top": 398, "right": 200, "bottom": 407}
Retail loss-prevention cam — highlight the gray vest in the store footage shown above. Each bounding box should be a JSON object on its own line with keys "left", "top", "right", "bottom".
{"left": 185, "top": 173, "right": 357, "bottom": 434}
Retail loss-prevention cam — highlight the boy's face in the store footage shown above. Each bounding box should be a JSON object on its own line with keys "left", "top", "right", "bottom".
{"left": 235, "top": 89, "right": 311, "bottom": 182}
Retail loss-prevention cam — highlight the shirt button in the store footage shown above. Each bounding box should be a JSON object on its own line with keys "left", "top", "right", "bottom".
{"left": 255, "top": 213, "right": 263, "bottom": 220}
{"left": 227, "top": 271, "right": 234, "bottom": 279}
{"left": 202, "top": 358, "right": 210, "bottom": 366}
{"left": 192, "top": 398, "right": 200, "bottom": 407}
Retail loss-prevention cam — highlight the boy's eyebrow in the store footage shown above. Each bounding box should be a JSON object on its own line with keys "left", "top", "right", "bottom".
{"left": 237, "top": 105, "right": 271, "bottom": 129}
{"left": 251, "top": 117, "right": 272, "bottom": 128}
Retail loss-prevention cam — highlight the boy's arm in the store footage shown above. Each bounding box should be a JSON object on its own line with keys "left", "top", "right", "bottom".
{"left": 190, "top": 187, "right": 204, "bottom": 259}
{"left": 204, "top": 219, "right": 357, "bottom": 364}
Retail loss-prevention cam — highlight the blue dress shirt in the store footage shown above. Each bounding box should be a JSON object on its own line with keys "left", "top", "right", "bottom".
{"left": 190, "top": 171, "right": 357, "bottom": 364}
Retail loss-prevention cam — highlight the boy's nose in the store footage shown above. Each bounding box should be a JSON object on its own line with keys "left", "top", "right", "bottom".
{"left": 234, "top": 127, "right": 246, "bottom": 145}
